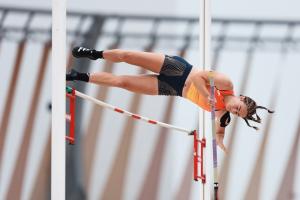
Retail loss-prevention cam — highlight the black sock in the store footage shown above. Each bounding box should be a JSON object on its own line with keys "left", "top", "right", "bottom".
{"left": 77, "top": 72, "right": 90, "bottom": 82}
{"left": 67, "top": 69, "right": 90, "bottom": 82}
{"left": 95, "top": 50, "right": 103, "bottom": 59}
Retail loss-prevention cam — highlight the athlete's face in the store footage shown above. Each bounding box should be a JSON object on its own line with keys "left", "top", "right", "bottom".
{"left": 226, "top": 96, "right": 247, "bottom": 118}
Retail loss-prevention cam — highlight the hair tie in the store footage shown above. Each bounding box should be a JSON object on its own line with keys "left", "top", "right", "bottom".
{"left": 256, "top": 106, "right": 275, "bottom": 113}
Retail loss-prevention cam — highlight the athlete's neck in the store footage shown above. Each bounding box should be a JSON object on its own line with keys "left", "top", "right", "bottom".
{"left": 223, "top": 95, "right": 235, "bottom": 106}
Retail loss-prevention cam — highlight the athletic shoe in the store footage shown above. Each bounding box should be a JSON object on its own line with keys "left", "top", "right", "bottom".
{"left": 66, "top": 69, "right": 79, "bottom": 81}
{"left": 72, "top": 46, "right": 99, "bottom": 60}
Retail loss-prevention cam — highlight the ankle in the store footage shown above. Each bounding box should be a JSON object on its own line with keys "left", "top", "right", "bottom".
{"left": 96, "top": 50, "right": 103, "bottom": 59}
{"left": 79, "top": 72, "right": 90, "bottom": 82}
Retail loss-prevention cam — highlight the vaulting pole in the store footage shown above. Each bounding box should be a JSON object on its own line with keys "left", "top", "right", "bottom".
{"left": 209, "top": 73, "right": 218, "bottom": 199}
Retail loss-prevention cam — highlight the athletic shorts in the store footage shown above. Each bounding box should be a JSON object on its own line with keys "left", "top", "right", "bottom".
{"left": 157, "top": 55, "right": 193, "bottom": 96}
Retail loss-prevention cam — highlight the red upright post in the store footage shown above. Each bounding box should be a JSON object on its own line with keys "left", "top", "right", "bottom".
{"left": 66, "top": 88, "right": 76, "bottom": 144}
{"left": 193, "top": 130, "right": 198, "bottom": 181}
{"left": 192, "top": 130, "right": 206, "bottom": 183}
{"left": 200, "top": 138, "right": 206, "bottom": 183}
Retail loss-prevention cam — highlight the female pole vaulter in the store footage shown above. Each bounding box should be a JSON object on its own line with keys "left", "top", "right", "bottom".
{"left": 67, "top": 47, "right": 274, "bottom": 152}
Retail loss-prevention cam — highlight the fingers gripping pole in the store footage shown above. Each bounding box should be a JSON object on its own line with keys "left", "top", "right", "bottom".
{"left": 209, "top": 72, "right": 219, "bottom": 200}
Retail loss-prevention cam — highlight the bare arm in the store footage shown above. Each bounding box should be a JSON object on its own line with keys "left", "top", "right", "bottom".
{"left": 190, "top": 71, "right": 231, "bottom": 153}
{"left": 190, "top": 70, "right": 233, "bottom": 99}
{"left": 215, "top": 111, "right": 228, "bottom": 153}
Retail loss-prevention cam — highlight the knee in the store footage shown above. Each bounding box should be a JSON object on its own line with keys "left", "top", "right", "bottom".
{"left": 117, "top": 50, "right": 133, "bottom": 62}
{"left": 115, "top": 76, "right": 129, "bottom": 89}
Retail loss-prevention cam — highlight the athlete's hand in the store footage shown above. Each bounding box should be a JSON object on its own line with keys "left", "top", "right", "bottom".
{"left": 216, "top": 133, "right": 227, "bottom": 154}
{"left": 207, "top": 96, "right": 216, "bottom": 107}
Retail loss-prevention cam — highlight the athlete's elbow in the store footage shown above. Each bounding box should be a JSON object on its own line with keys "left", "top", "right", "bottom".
{"left": 216, "top": 131, "right": 225, "bottom": 135}
{"left": 192, "top": 71, "right": 207, "bottom": 83}
{"left": 223, "top": 80, "right": 233, "bottom": 90}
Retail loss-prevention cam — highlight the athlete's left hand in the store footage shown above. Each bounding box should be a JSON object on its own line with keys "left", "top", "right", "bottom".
{"left": 216, "top": 133, "right": 227, "bottom": 154}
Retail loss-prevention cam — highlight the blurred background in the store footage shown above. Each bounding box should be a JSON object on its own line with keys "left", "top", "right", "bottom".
{"left": 0, "top": 0, "right": 299, "bottom": 200}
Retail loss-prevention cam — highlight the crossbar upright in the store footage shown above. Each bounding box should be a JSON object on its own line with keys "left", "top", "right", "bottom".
{"left": 52, "top": 0, "right": 66, "bottom": 199}
{"left": 199, "top": 0, "right": 212, "bottom": 199}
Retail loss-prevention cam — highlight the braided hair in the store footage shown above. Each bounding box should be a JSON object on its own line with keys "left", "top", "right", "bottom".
{"left": 241, "top": 95, "right": 274, "bottom": 130}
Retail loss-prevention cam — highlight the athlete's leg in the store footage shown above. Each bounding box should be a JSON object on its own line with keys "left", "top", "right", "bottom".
{"left": 72, "top": 47, "right": 165, "bottom": 73}
{"left": 89, "top": 72, "right": 158, "bottom": 95}
{"left": 102, "top": 49, "right": 165, "bottom": 73}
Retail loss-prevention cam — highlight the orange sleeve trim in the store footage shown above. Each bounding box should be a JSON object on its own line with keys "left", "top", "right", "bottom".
{"left": 219, "top": 89, "right": 234, "bottom": 96}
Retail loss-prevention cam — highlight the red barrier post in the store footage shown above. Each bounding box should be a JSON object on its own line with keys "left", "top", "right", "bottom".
{"left": 66, "top": 88, "right": 76, "bottom": 144}
{"left": 193, "top": 130, "right": 198, "bottom": 181}
{"left": 192, "top": 130, "right": 206, "bottom": 183}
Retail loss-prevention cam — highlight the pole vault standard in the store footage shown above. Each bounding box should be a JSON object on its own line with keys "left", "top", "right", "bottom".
{"left": 52, "top": 0, "right": 66, "bottom": 199}
{"left": 65, "top": 86, "right": 206, "bottom": 184}
{"left": 199, "top": 0, "right": 213, "bottom": 199}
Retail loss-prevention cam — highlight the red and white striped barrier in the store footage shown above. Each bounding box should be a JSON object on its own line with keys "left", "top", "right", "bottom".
{"left": 73, "top": 88, "right": 193, "bottom": 134}
{"left": 66, "top": 87, "right": 205, "bottom": 182}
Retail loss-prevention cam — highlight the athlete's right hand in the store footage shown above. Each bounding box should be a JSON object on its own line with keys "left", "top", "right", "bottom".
{"left": 207, "top": 96, "right": 216, "bottom": 107}
{"left": 216, "top": 133, "right": 227, "bottom": 154}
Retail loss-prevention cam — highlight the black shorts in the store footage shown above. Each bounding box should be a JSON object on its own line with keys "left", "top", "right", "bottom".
{"left": 157, "top": 55, "right": 193, "bottom": 96}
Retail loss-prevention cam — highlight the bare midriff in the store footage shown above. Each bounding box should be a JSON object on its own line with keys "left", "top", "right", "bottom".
{"left": 182, "top": 68, "right": 199, "bottom": 97}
